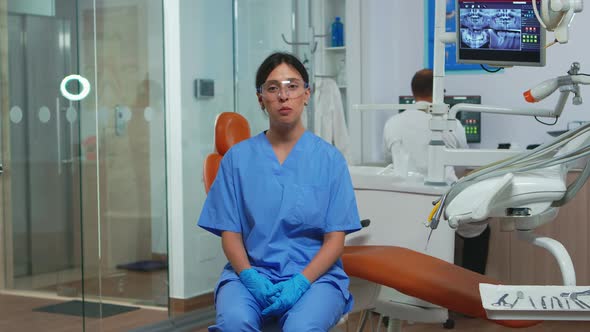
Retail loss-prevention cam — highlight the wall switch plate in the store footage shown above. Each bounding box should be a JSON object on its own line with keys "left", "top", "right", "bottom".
{"left": 194, "top": 79, "right": 214, "bottom": 99}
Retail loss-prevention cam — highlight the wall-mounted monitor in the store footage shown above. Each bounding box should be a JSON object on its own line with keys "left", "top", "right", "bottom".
{"left": 398, "top": 95, "right": 482, "bottom": 143}
{"left": 456, "top": 0, "right": 545, "bottom": 67}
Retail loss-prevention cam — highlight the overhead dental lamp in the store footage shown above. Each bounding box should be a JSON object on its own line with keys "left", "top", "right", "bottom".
{"left": 533, "top": 0, "right": 583, "bottom": 43}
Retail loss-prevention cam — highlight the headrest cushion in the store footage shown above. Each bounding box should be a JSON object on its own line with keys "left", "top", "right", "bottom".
{"left": 215, "top": 112, "right": 251, "bottom": 155}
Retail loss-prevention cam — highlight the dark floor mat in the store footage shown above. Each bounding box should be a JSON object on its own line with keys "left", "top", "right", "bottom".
{"left": 33, "top": 300, "right": 140, "bottom": 318}
{"left": 116, "top": 260, "right": 168, "bottom": 272}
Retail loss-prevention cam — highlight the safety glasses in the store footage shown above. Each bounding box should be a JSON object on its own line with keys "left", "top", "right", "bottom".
{"left": 257, "top": 79, "right": 309, "bottom": 100}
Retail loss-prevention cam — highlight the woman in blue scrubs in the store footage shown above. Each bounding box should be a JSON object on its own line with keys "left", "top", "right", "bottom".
{"left": 198, "top": 52, "right": 361, "bottom": 331}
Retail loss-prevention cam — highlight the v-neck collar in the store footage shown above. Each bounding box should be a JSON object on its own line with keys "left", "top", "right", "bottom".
{"left": 260, "top": 130, "right": 309, "bottom": 168}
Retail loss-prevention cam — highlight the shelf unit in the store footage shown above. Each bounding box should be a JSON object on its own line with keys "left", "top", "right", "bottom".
{"left": 311, "top": 0, "right": 362, "bottom": 163}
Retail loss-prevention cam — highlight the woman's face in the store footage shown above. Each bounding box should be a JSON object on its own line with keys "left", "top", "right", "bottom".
{"left": 257, "top": 63, "right": 310, "bottom": 129}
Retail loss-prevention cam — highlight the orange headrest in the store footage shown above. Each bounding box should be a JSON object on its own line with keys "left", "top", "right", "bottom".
{"left": 215, "top": 112, "right": 251, "bottom": 155}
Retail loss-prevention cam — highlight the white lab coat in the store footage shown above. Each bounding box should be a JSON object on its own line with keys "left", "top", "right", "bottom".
{"left": 383, "top": 101, "right": 468, "bottom": 181}
{"left": 382, "top": 101, "right": 485, "bottom": 238}
{"left": 312, "top": 78, "right": 351, "bottom": 161}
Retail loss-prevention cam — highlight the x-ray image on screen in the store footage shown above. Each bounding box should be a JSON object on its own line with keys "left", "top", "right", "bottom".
{"left": 456, "top": 0, "right": 544, "bottom": 66}
{"left": 460, "top": 9, "right": 521, "bottom": 50}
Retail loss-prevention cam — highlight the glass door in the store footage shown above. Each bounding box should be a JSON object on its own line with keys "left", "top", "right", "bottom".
{"left": 0, "top": 0, "right": 168, "bottom": 330}
{"left": 79, "top": 0, "right": 168, "bottom": 310}
{"left": 0, "top": 1, "right": 84, "bottom": 330}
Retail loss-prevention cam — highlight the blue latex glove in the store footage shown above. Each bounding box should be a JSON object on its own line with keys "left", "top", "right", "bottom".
{"left": 262, "top": 273, "right": 311, "bottom": 317}
{"left": 239, "top": 268, "right": 278, "bottom": 307}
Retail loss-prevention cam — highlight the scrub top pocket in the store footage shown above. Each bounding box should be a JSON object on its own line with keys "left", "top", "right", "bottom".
{"left": 293, "top": 184, "right": 329, "bottom": 230}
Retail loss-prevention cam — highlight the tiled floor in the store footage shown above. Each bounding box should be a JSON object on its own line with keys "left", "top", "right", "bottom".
{"left": 35, "top": 269, "right": 169, "bottom": 307}
{"left": 4, "top": 289, "right": 588, "bottom": 331}
{"left": 191, "top": 311, "right": 590, "bottom": 331}
{"left": 0, "top": 293, "right": 168, "bottom": 332}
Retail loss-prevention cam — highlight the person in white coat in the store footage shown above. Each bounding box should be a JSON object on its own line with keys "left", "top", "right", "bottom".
{"left": 383, "top": 68, "right": 490, "bottom": 275}
{"left": 383, "top": 68, "right": 468, "bottom": 182}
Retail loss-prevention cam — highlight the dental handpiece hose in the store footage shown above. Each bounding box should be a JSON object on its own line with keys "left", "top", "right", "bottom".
{"left": 426, "top": 193, "right": 447, "bottom": 247}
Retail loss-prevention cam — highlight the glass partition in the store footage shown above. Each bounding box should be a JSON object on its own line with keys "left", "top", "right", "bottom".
{"left": 0, "top": 0, "right": 315, "bottom": 330}
{"left": 0, "top": 0, "right": 169, "bottom": 329}
{"left": 80, "top": 0, "right": 168, "bottom": 310}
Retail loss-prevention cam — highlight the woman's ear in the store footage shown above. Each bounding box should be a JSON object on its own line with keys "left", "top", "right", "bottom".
{"left": 257, "top": 94, "right": 264, "bottom": 110}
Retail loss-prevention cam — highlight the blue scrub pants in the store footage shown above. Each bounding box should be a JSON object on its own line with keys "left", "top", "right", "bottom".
{"left": 209, "top": 279, "right": 346, "bottom": 332}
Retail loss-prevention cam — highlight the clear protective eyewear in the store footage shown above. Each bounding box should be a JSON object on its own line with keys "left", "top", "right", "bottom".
{"left": 257, "top": 79, "right": 309, "bottom": 100}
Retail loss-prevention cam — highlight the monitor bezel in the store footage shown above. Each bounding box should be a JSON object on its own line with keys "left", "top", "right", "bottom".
{"left": 455, "top": 0, "right": 546, "bottom": 67}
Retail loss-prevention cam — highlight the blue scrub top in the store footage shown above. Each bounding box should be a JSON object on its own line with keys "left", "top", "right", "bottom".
{"left": 198, "top": 130, "right": 361, "bottom": 310}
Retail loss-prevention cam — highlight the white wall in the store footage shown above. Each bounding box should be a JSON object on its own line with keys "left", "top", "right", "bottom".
{"left": 177, "top": 0, "right": 234, "bottom": 298}
{"left": 361, "top": 0, "right": 590, "bottom": 162}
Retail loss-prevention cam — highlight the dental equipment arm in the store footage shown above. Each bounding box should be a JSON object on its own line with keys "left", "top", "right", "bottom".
{"left": 426, "top": 122, "right": 590, "bottom": 286}
{"left": 439, "top": 122, "right": 590, "bottom": 218}
{"left": 524, "top": 63, "right": 590, "bottom": 104}
{"left": 426, "top": 63, "right": 590, "bottom": 186}
{"left": 447, "top": 63, "right": 590, "bottom": 122}
{"left": 427, "top": 119, "right": 590, "bottom": 230}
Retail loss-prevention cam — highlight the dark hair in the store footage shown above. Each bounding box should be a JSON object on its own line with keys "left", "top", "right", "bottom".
{"left": 411, "top": 69, "right": 433, "bottom": 99}
{"left": 255, "top": 52, "right": 309, "bottom": 90}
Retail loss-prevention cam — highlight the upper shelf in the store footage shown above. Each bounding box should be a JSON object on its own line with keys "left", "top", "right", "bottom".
{"left": 324, "top": 46, "right": 346, "bottom": 51}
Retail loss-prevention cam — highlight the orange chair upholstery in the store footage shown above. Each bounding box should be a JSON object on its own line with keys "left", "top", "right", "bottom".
{"left": 203, "top": 112, "right": 251, "bottom": 193}
{"left": 342, "top": 246, "right": 542, "bottom": 328}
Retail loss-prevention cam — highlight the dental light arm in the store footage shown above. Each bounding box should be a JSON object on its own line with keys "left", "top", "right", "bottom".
{"left": 446, "top": 63, "right": 590, "bottom": 125}
{"left": 449, "top": 103, "right": 565, "bottom": 119}
{"left": 523, "top": 64, "right": 590, "bottom": 104}
{"left": 429, "top": 63, "right": 588, "bottom": 184}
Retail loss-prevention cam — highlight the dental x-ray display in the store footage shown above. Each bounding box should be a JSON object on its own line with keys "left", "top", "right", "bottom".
{"left": 460, "top": 9, "right": 522, "bottom": 50}
{"left": 457, "top": 0, "right": 545, "bottom": 66}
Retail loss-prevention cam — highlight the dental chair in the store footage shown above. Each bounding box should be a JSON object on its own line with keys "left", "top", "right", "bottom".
{"left": 202, "top": 112, "right": 541, "bottom": 330}
{"left": 341, "top": 120, "right": 590, "bottom": 330}
{"left": 342, "top": 246, "right": 541, "bottom": 329}
{"left": 342, "top": 172, "right": 542, "bottom": 330}
{"left": 203, "top": 112, "right": 251, "bottom": 194}
{"left": 342, "top": 129, "right": 590, "bottom": 330}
